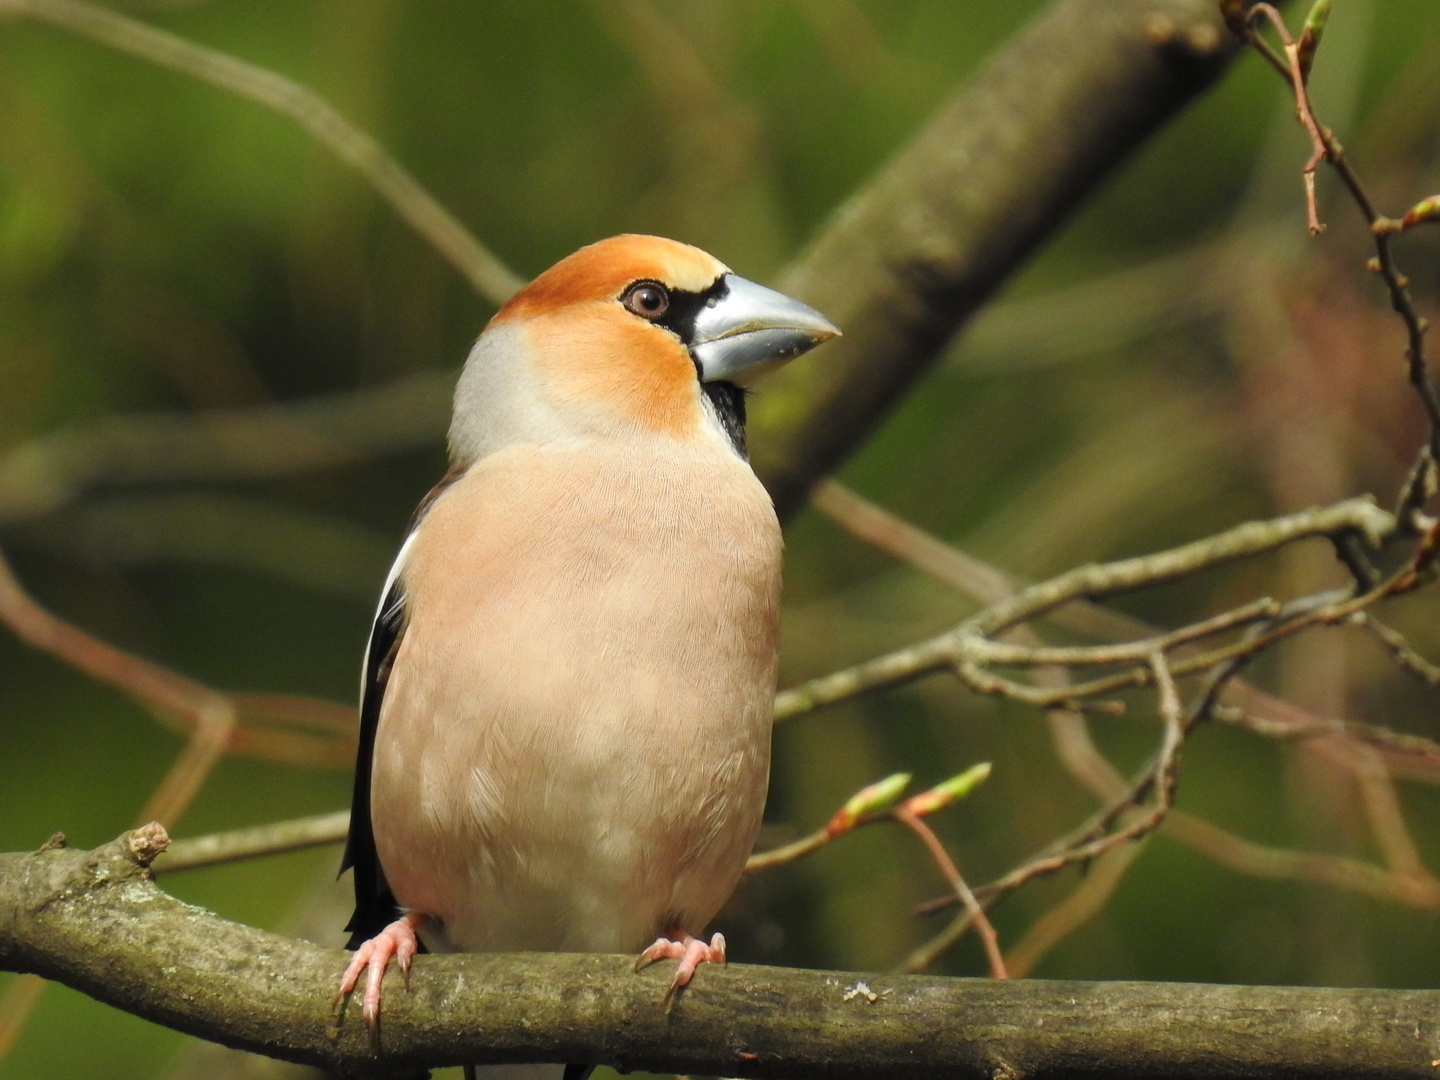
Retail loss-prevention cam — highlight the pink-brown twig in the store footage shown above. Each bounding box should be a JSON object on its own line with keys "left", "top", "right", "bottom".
{"left": 894, "top": 806, "right": 1007, "bottom": 979}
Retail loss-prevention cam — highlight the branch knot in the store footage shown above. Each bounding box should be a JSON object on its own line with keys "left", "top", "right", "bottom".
{"left": 125, "top": 822, "right": 171, "bottom": 869}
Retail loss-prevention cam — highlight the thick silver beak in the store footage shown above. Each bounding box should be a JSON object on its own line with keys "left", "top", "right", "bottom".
{"left": 690, "top": 274, "right": 840, "bottom": 385}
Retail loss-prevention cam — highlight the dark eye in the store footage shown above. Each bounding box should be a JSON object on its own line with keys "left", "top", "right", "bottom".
{"left": 621, "top": 282, "right": 670, "bottom": 321}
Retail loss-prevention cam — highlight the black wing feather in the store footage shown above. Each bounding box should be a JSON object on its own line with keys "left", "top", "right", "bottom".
{"left": 341, "top": 577, "right": 407, "bottom": 949}
{"left": 341, "top": 469, "right": 463, "bottom": 949}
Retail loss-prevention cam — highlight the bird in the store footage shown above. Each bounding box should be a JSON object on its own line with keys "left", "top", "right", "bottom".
{"left": 335, "top": 234, "right": 838, "bottom": 1074}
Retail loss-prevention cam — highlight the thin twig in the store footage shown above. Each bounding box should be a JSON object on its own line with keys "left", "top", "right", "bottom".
{"left": 1003, "top": 839, "right": 1150, "bottom": 979}
{"left": 1215, "top": 705, "right": 1440, "bottom": 773}
{"left": 777, "top": 497, "right": 1395, "bottom": 723}
{"left": 1392, "top": 450, "right": 1436, "bottom": 536}
{"left": 904, "top": 648, "right": 1242, "bottom": 971}
{"left": 971, "top": 597, "right": 1282, "bottom": 669}
{"left": 155, "top": 810, "right": 351, "bottom": 874}
{"left": 1234, "top": 1, "right": 1440, "bottom": 481}
{"left": 813, "top": 481, "right": 1439, "bottom": 762}
{"left": 900, "top": 673, "right": 1192, "bottom": 973}
{"left": 819, "top": 479, "right": 1440, "bottom": 950}
{"left": 1351, "top": 613, "right": 1440, "bottom": 686}
{"left": 1163, "top": 810, "right": 1440, "bottom": 908}
{"left": 1247, "top": 4, "right": 1328, "bottom": 234}
{"left": 0, "top": 546, "right": 355, "bottom": 767}
{"left": 0, "top": 0, "right": 524, "bottom": 305}
{"left": 0, "top": 371, "right": 452, "bottom": 526}
{"left": 747, "top": 769, "right": 989, "bottom": 876}
{"left": 893, "top": 807, "right": 1007, "bottom": 980}
{"left": 961, "top": 500, "right": 1392, "bottom": 641}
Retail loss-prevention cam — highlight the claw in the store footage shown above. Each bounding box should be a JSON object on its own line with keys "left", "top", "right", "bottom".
{"left": 633, "top": 931, "right": 727, "bottom": 1003}
{"left": 334, "top": 911, "right": 425, "bottom": 1031}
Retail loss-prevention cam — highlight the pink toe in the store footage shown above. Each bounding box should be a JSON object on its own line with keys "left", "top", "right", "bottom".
{"left": 335, "top": 912, "right": 425, "bottom": 1029}
{"left": 640, "top": 932, "right": 728, "bottom": 1002}
{"left": 634, "top": 936, "right": 685, "bottom": 971}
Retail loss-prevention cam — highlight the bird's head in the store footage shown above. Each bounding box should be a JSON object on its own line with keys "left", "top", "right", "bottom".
{"left": 449, "top": 235, "right": 838, "bottom": 465}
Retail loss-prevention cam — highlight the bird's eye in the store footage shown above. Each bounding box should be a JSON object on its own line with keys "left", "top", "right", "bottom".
{"left": 621, "top": 282, "right": 670, "bottom": 321}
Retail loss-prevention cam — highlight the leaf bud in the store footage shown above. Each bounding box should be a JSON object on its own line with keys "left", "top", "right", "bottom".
{"left": 825, "top": 772, "right": 912, "bottom": 836}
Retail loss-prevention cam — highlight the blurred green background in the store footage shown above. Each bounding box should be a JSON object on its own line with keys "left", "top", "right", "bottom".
{"left": 2, "top": 1, "right": 1440, "bottom": 1077}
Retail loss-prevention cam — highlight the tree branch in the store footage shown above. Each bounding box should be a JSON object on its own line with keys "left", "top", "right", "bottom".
{"left": 0, "top": 0, "right": 1273, "bottom": 532}
{"left": 0, "top": 372, "right": 452, "bottom": 527}
{"left": 5, "top": 828, "right": 1440, "bottom": 1078}
{"left": 0, "top": 0, "right": 524, "bottom": 306}
{"left": 775, "top": 495, "right": 1394, "bottom": 722}
{"left": 753, "top": 0, "right": 1260, "bottom": 516}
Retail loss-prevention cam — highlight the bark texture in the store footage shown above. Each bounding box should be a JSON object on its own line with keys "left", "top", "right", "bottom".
{"left": 754, "top": 0, "right": 1254, "bottom": 516}
{"left": 3, "top": 830, "right": 1439, "bottom": 1079}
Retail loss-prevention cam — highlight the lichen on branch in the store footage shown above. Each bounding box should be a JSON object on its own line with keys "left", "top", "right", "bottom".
{"left": 4, "top": 828, "right": 1440, "bottom": 1078}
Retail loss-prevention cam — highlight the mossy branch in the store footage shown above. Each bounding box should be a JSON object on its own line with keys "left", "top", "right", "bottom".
{"left": 3, "top": 828, "right": 1440, "bottom": 1079}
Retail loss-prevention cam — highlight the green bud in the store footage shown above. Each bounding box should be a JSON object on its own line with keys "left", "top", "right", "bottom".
{"left": 1303, "top": 0, "right": 1332, "bottom": 41}
{"left": 1297, "top": 0, "right": 1331, "bottom": 83}
{"left": 1401, "top": 195, "right": 1440, "bottom": 231}
{"left": 902, "top": 762, "right": 993, "bottom": 818}
{"left": 825, "top": 772, "right": 912, "bottom": 836}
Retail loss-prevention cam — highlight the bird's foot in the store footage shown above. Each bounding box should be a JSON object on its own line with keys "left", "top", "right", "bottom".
{"left": 634, "top": 931, "right": 726, "bottom": 1002}
{"left": 334, "top": 911, "right": 425, "bottom": 1030}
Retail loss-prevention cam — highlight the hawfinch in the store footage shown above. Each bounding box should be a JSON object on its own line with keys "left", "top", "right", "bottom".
{"left": 336, "top": 236, "right": 838, "bottom": 1044}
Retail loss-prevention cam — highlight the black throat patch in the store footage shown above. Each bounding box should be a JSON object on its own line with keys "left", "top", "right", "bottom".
{"left": 701, "top": 381, "right": 747, "bottom": 459}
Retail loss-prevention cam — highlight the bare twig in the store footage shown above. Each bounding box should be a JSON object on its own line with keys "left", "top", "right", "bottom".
{"left": 1247, "top": 4, "right": 1328, "bottom": 233}
{"left": 1163, "top": 810, "right": 1440, "bottom": 908}
{"left": 1351, "top": 613, "right": 1440, "bottom": 687}
{"left": 0, "top": 371, "right": 451, "bottom": 526}
{"left": 812, "top": 478, "right": 1159, "bottom": 648}
{"left": 0, "top": 546, "right": 354, "bottom": 766}
{"left": 961, "top": 499, "right": 1391, "bottom": 640}
{"left": 1003, "top": 839, "right": 1150, "bottom": 979}
{"left": 742, "top": 773, "right": 912, "bottom": 875}
{"left": 971, "top": 598, "right": 1282, "bottom": 670}
{"left": 817, "top": 477, "right": 1440, "bottom": 964}
{"left": 893, "top": 807, "right": 1007, "bottom": 980}
{"left": 900, "top": 657, "right": 1204, "bottom": 974}
{"left": 777, "top": 496, "right": 1395, "bottom": 726}
{"left": 746, "top": 767, "right": 990, "bottom": 876}
{"left": 0, "top": 0, "right": 523, "bottom": 305}
{"left": 1215, "top": 702, "right": 1440, "bottom": 771}
{"left": 1229, "top": 0, "right": 1440, "bottom": 490}
{"left": 814, "top": 481, "right": 1432, "bottom": 738}
{"left": 156, "top": 811, "right": 351, "bottom": 875}
{"left": 142, "top": 769, "right": 981, "bottom": 881}
{"left": 1393, "top": 452, "right": 1437, "bottom": 536}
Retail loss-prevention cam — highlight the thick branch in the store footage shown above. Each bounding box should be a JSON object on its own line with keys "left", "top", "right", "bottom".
{"left": 754, "top": 0, "right": 1256, "bottom": 515}
{"left": 4, "top": 830, "right": 1440, "bottom": 1078}
{"left": 0, "top": 0, "right": 1266, "bottom": 531}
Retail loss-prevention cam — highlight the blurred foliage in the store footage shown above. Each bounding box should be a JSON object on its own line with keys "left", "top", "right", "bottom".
{"left": 2, "top": 0, "right": 1440, "bottom": 1077}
